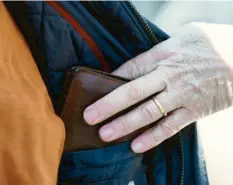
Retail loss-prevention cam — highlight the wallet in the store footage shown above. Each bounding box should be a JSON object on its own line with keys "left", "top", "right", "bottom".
{"left": 58, "top": 67, "right": 147, "bottom": 152}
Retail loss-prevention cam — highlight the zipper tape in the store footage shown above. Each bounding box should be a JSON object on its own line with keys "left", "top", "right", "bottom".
{"left": 46, "top": 1, "right": 184, "bottom": 184}
{"left": 125, "top": 1, "right": 159, "bottom": 45}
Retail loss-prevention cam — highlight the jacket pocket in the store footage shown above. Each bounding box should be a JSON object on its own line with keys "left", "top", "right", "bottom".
{"left": 58, "top": 142, "right": 147, "bottom": 185}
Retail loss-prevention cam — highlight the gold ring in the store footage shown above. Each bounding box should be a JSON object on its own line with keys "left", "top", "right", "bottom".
{"left": 153, "top": 98, "right": 167, "bottom": 117}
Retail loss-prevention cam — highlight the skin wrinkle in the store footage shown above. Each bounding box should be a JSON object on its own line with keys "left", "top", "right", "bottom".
{"left": 84, "top": 22, "right": 233, "bottom": 153}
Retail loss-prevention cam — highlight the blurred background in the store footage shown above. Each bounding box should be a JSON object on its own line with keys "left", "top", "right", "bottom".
{"left": 133, "top": 1, "right": 233, "bottom": 34}
{"left": 132, "top": 1, "right": 233, "bottom": 185}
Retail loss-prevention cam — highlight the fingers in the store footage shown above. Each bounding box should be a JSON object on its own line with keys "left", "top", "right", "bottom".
{"left": 98, "top": 92, "right": 180, "bottom": 142}
{"left": 84, "top": 70, "right": 166, "bottom": 125}
{"left": 131, "top": 108, "right": 194, "bottom": 153}
{"left": 112, "top": 47, "right": 173, "bottom": 79}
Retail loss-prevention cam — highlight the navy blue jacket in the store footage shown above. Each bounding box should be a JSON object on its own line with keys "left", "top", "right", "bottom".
{"left": 5, "top": 1, "right": 209, "bottom": 185}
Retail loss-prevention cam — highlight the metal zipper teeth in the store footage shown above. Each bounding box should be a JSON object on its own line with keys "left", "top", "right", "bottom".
{"left": 179, "top": 133, "right": 185, "bottom": 185}
{"left": 126, "top": 2, "right": 185, "bottom": 184}
{"left": 125, "top": 1, "right": 160, "bottom": 46}
{"left": 67, "top": 2, "right": 184, "bottom": 185}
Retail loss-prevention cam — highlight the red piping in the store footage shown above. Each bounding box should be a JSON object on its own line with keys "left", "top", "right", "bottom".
{"left": 46, "top": 1, "right": 111, "bottom": 72}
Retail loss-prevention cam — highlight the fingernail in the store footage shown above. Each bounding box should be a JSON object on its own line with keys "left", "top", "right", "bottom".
{"left": 83, "top": 108, "right": 99, "bottom": 124}
{"left": 100, "top": 127, "right": 114, "bottom": 141}
{"left": 132, "top": 142, "right": 144, "bottom": 153}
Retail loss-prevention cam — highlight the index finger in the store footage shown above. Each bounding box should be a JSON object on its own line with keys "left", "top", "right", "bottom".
{"left": 83, "top": 70, "right": 166, "bottom": 125}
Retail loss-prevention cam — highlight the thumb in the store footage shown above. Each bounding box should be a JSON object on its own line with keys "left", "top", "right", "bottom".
{"left": 112, "top": 47, "right": 171, "bottom": 80}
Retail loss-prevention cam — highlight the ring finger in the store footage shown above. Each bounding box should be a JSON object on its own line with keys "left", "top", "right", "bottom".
{"left": 99, "top": 91, "right": 181, "bottom": 142}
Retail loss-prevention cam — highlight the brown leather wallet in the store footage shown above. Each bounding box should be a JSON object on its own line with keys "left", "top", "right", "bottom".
{"left": 57, "top": 67, "right": 147, "bottom": 152}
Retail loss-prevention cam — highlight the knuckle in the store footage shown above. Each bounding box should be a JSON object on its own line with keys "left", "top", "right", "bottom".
{"left": 142, "top": 50, "right": 154, "bottom": 63}
{"left": 148, "top": 129, "right": 160, "bottom": 145}
{"left": 160, "top": 122, "right": 177, "bottom": 137}
{"left": 118, "top": 117, "right": 132, "bottom": 135}
{"left": 176, "top": 97, "right": 183, "bottom": 108}
{"left": 172, "top": 95, "right": 182, "bottom": 108}
{"left": 141, "top": 100, "right": 159, "bottom": 122}
{"left": 160, "top": 70, "right": 172, "bottom": 84}
{"left": 126, "top": 82, "right": 143, "bottom": 101}
{"left": 127, "top": 58, "right": 141, "bottom": 79}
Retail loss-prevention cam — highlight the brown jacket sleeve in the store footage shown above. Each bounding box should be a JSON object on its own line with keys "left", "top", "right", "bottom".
{"left": 0, "top": 2, "right": 65, "bottom": 185}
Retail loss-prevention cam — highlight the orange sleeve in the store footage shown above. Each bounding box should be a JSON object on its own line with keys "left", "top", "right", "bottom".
{"left": 0, "top": 2, "right": 65, "bottom": 185}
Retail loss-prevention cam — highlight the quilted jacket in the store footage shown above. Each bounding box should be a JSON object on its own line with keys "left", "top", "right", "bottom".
{"left": 4, "top": 1, "right": 209, "bottom": 185}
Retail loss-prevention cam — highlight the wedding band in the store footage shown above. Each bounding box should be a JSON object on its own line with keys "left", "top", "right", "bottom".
{"left": 153, "top": 98, "right": 167, "bottom": 117}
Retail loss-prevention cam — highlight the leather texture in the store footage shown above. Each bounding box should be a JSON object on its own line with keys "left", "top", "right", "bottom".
{"left": 4, "top": 2, "right": 209, "bottom": 185}
{"left": 60, "top": 67, "right": 146, "bottom": 152}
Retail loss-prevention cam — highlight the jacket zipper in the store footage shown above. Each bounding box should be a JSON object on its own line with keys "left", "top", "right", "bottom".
{"left": 179, "top": 133, "right": 185, "bottom": 185}
{"left": 48, "top": 1, "right": 185, "bottom": 185}
{"left": 126, "top": 2, "right": 185, "bottom": 185}
{"left": 125, "top": 1, "right": 159, "bottom": 46}
{"left": 125, "top": 1, "right": 184, "bottom": 185}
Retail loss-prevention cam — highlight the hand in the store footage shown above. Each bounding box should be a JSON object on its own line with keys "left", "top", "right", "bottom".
{"left": 83, "top": 22, "right": 233, "bottom": 153}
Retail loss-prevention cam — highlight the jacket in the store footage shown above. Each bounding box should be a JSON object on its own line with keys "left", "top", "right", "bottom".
{"left": 4, "top": 1, "right": 209, "bottom": 185}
